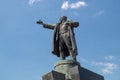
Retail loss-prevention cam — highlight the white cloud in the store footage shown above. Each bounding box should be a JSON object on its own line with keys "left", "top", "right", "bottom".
{"left": 61, "top": 1, "right": 69, "bottom": 10}
{"left": 93, "top": 10, "right": 105, "bottom": 17}
{"left": 102, "top": 63, "right": 117, "bottom": 74}
{"left": 61, "top": 1, "right": 87, "bottom": 10}
{"left": 92, "top": 62, "right": 117, "bottom": 74}
{"left": 104, "top": 55, "right": 115, "bottom": 60}
{"left": 28, "top": 0, "right": 42, "bottom": 5}
{"left": 70, "top": 1, "right": 86, "bottom": 9}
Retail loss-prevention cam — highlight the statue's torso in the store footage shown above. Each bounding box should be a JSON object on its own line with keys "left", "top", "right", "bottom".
{"left": 59, "top": 22, "right": 69, "bottom": 34}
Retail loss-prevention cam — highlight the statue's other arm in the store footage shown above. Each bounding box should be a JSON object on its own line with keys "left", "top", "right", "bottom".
{"left": 69, "top": 22, "right": 79, "bottom": 28}
{"left": 36, "top": 19, "right": 55, "bottom": 30}
{"left": 43, "top": 24, "right": 55, "bottom": 30}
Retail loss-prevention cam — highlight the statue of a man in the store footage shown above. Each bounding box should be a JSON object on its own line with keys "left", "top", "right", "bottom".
{"left": 37, "top": 16, "right": 79, "bottom": 61}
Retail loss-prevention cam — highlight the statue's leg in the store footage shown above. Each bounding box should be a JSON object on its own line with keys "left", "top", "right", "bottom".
{"left": 59, "top": 36, "right": 65, "bottom": 60}
{"left": 60, "top": 52, "right": 65, "bottom": 60}
{"left": 62, "top": 33, "right": 76, "bottom": 60}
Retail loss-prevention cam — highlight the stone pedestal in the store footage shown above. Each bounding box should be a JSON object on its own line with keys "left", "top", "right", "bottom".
{"left": 54, "top": 60, "right": 104, "bottom": 80}
{"left": 79, "top": 67, "right": 104, "bottom": 80}
{"left": 42, "top": 70, "right": 65, "bottom": 80}
{"left": 42, "top": 60, "right": 104, "bottom": 80}
{"left": 54, "top": 60, "right": 80, "bottom": 80}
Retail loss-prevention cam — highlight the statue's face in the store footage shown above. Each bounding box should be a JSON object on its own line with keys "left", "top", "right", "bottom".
{"left": 60, "top": 16, "right": 67, "bottom": 22}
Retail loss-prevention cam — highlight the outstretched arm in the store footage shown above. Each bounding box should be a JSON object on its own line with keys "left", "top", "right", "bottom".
{"left": 36, "top": 20, "right": 55, "bottom": 30}
{"left": 70, "top": 22, "right": 79, "bottom": 27}
{"left": 69, "top": 22, "right": 79, "bottom": 28}
{"left": 66, "top": 20, "right": 79, "bottom": 28}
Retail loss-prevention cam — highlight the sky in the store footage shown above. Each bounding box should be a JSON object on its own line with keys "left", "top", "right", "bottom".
{"left": 0, "top": 0, "right": 120, "bottom": 80}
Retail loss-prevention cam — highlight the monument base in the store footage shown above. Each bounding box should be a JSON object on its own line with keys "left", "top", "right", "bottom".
{"left": 42, "top": 70, "right": 65, "bottom": 80}
{"left": 54, "top": 60, "right": 80, "bottom": 80}
{"left": 42, "top": 60, "right": 104, "bottom": 80}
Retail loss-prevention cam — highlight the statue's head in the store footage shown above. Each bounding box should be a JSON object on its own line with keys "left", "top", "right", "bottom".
{"left": 60, "top": 16, "right": 67, "bottom": 22}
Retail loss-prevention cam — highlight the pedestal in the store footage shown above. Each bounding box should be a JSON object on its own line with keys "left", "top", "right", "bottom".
{"left": 42, "top": 60, "right": 104, "bottom": 80}
{"left": 42, "top": 70, "right": 65, "bottom": 80}
{"left": 54, "top": 60, "right": 80, "bottom": 80}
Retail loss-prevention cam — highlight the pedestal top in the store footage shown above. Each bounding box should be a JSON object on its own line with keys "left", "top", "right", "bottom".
{"left": 54, "top": 60, "right": 80, "bottom": 68}
{"left": 54, "top": 60, "right": 80, "bottom": 80}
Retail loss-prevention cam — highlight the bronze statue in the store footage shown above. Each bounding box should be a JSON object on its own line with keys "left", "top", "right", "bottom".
{"left": 37, "top": 16, "right": 79, "bottom": 60}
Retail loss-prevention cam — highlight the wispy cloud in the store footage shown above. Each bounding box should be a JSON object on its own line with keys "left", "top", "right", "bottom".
{"left": 92, "top": 62, "right": 117, "bottom": 74}
{"left": 28, "top": 0, "right": 42, "bottom": 5}
{"left": 104, "top": 55, "right": 115, "bottom": 60}
{"left": 93, "top": 10, "right": 105, "bottom": 17}
{"left": 61, "top": 1, "right": 87, "bottom": 10}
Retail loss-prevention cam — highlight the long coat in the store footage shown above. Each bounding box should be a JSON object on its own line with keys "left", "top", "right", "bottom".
{"left": 43, "top": 21, "right": 79, "bottom": 57}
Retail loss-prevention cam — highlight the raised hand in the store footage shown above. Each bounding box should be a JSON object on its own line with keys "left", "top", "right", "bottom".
{"left": 36, "top": 19, "right": 44, "bottom": 25}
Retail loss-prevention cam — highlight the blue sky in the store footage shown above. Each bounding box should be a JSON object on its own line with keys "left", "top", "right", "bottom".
{"left": 0, "top": 0, "right": 120, "bottom": 80}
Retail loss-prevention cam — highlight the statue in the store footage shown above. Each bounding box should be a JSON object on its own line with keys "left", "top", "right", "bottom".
{"left": 37, "top": 16, "right": 79, "bottom": 61}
